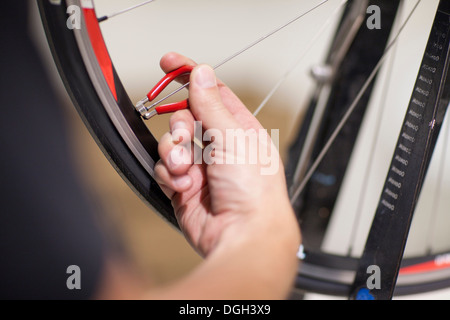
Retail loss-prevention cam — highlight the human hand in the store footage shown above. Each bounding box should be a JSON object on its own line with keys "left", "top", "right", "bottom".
{"left": 154, "top": 52, "right": 300, "bottom": 258}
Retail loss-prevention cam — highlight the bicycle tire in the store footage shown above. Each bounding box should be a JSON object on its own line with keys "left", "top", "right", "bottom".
{"left": 38, "top": 0, "right": 177, "bottom": 227}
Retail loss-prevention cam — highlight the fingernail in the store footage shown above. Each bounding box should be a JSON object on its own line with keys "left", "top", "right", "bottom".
{"left": 173, "top": 175, "right": 192, "bottom": 189}
{"left": 172, "top": 121, "right": 187, "bottom": 133}
{"left": 195, "top": 65, "right": 217, "bottom": 88}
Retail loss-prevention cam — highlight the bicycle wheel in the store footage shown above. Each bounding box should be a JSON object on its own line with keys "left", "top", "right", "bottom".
{"left": 37, "top": 0, "right": 450, "bottom": 299}
{"left": 288, "top": 0, "right": 450, "bottom": 298}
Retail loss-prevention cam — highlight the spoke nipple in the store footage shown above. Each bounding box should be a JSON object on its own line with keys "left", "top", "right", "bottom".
{"left": 135, "top": 97, "right": 149, "bottom": 116}
{"left": 143, "top": 109, "right": 157, "bottom": 120}
{"left": 297, "top": 245, "right": 306, "bottom": 260}
{"left": 311, "top": 64, "right": 333, "bottom": 83}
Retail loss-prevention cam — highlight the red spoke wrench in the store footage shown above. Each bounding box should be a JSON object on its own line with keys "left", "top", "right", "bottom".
{"left": 135, "top": 65, "right": 194, "bottom": 119}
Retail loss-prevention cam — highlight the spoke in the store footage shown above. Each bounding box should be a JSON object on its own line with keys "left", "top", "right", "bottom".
{"left": 289, "top": 0, "right": 369, "bottom": 189}
{"left": 253, "top": 0, "right": 348, "bottom": 117}
{"left": 212, "top": 0, "right": 330, "bottom": 70}
{"left": 145, "top": 0, "right": 331, "bottom": 110}
{"left": 98, "top": 0, "right": 157, "bottom": 23}
{"left": 289, "top": 0, "right": 422, "bottom": 205}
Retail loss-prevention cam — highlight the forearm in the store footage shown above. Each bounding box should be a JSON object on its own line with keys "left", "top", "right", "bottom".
{"left": 148, "top": 207, "right": 301, "bottom": 300}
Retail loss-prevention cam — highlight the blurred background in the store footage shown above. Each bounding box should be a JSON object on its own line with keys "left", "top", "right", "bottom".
{"left": 28, "top": 0, "right": 450, "bottom": 299}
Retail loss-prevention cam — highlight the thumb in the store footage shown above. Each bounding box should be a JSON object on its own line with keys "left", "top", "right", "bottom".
{"left": 188, "top": 64, "right": 239, "bottom": 132}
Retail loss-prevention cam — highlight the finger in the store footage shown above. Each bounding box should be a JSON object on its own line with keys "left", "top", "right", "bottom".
{"left": 158, "top": 132, "right": 193, "bottom": 176}
{"left": 160, "top": 52, "right": 197, "bottom": 85}
{"left": 161, "top": 53, "right": 262, "bottom": 131}
{"left": 188, "top": 64, "right": 240, "bottom": 132}
{"left": 169, "top": 109, "right": 196, "bottom": 139}
{"left": 218, "top": 83, "right": 264, "bottom": 131}
{"left": 171, "top": 164, "right": 208, "bottom": 210}
{"left": 154, "top": 160, "right": 193, "bottom": 197}
{"left": 169, "top": 110, "right": 207, "bottom": 164}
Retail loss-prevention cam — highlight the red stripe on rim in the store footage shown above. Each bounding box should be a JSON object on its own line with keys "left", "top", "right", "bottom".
{"left": 82, "top": 8, "right": 118, "bottom": 101}
{"left": 400, "top": 259, "right": 450, "bottom": 275}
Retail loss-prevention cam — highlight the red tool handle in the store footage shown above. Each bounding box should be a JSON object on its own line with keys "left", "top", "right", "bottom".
{"left": 155, "top": 99, "right": 189, "bottom": 115}
{"left": 146, "top": 65, "right": 194, "bottom": 102}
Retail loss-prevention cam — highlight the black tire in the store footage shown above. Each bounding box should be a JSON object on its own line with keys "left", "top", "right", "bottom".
{"left": 38, "top": 0, "right": 176, "bottom": 227}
